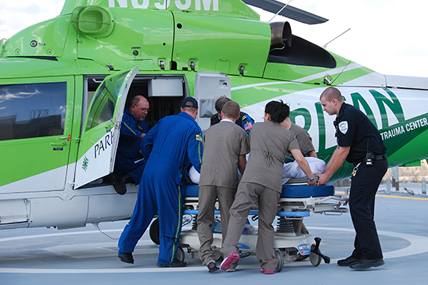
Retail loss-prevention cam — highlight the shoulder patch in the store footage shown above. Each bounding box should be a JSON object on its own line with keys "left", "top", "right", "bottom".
{"left": 244, "top": 122, "right": 252, "bottom": 130}
{"left": 339, "top": 121, "right": 348, "bottom": 134}
{"left": 196, "top": 134, "right": 202, "bottom": 142}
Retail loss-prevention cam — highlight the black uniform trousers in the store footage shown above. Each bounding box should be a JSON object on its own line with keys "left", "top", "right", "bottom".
{"left": 349, "top": 158, "right": 388, "bottom": 260}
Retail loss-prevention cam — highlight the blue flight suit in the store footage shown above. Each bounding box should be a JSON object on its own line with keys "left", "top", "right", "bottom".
{"left": 118, "top": 112, "right": 203, "bottom": 265}
{"left": 114, "top": 108, "right": 149, "bottom": 183}
{"left": 236, "top": 112, "right": 254, "bottom": 137}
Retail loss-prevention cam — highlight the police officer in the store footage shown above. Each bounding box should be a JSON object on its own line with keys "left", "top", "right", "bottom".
{"left": 210, "top": 96, "right": 254, "bottom": 136}
{"left": 117, "top": 97, "right": 203, "bottom": 267}
{"left": 108, "top": 95, "right": 149, "bottom": 195}
{"left": 317, "top": 87, "right": 388, "bottom": 271}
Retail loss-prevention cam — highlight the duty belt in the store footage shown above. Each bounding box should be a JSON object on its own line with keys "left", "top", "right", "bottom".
{"left": 354, "top": 154, "right": 387, "bottom": 166}
{"left": 372, "top": 154, "right": 387, "bottom": 161}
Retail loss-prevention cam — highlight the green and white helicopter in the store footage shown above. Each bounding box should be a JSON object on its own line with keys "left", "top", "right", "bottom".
{"left": 1, "top": 0, "right": 427, "bottom": 230}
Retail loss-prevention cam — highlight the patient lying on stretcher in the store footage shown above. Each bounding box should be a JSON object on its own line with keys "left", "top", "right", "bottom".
{"left": 188, "top": 156, "right": 325, "bottom": 185}
{"left": 282, "top": 157, "right": 325, "bottom": 185}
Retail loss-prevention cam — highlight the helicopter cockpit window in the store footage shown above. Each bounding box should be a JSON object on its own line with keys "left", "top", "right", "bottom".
{"left": 85, "top": 81, "right": 116, "bottom": 131}
{"left": 0, "top": 82, "right": 66, "bottom": 141}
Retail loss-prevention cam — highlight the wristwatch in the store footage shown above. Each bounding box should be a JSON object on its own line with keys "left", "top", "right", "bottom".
{"left": 309, "top": 176, "right": 315, "bottom": 182}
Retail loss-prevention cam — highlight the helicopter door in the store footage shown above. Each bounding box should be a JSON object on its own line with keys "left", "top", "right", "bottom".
{"left": 74, "top": 67, "right": 139, "bottom": 189}
{"left": 194, "top": 72, "right": 231, "bottom": 131}
{"left": 0, "top": 77, "right": 74, "bottom": 192}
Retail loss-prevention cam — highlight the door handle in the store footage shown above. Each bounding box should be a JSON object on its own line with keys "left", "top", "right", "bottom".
{"left": 105, "top": 119, "right": 115, "bottom": 130}
{"left": 51, "top": 142, "right": 66, "bottom": 146}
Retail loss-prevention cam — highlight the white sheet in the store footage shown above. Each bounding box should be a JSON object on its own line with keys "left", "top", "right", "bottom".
{"left": 282, "top": 157, "right": 325, "bottom": 184}
{"left": 189, "top": 166, "right": 200, "bottom": 184}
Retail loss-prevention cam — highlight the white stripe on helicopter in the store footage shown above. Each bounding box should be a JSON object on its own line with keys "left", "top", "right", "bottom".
{"left": 231, "top": 63, "right": 364, "bottom": 91}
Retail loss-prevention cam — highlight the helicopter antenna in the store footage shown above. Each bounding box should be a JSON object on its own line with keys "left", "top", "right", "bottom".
{"left": 92, "top": 223, "right": 119, "bottom": 240}
{"left": 322, "top": 28, "right": 351, "bottom": 49}
{"left": 268, "top": 0, "right": 293, "bottom": 23}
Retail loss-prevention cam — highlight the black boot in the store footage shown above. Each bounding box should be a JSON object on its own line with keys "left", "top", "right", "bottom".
{"left": 118, "top": 252, "right": 134, "bottom": 264}
{"left": 106, "top": 173, "right": 127, "bottom": 195}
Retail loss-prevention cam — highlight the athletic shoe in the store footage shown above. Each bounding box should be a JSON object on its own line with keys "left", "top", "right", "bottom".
{"left": 207, "top": 260, "right": 219, "bottom": 273}
{"left": 261, "top": 270, "right": 275, "bottom": 274}
{"left": 220, "top": 252, "right": 239, "bottom": 271}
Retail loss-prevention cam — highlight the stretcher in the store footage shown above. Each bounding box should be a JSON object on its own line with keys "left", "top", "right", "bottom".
{"left": 149, "top": 181, "right": 349, "bottom": 271}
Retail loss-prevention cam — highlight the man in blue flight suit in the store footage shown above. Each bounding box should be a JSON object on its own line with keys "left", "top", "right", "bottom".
{"left": 317, "top": 87, "right": 388, "bottom": 271}
{"left": 210, "top": 96, "right": 254, "bottom": 136}
{"left": 107, "top": 95, "right": 150, "bottom": 195}
{"left": 118, "top": 97, "right": 203, "bottom": 267}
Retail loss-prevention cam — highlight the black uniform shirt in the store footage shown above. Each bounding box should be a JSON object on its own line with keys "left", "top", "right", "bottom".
{"left": 335, "top": 103, "right": 386, "bottom": 163}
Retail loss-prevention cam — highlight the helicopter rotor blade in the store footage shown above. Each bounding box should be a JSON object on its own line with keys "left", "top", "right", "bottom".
{"left": 243, "top": 0, "right": 328, "bottom": 25}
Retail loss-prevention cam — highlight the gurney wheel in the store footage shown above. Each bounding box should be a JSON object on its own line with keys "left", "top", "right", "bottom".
{"left": 274, "top": 249, "right": 284, "bottom": 272}
{"left": 149, "top": 218, "right": 160, "bottom": 245}
{"left": 176, "top": 246, "right": 185, "bottom": 262}
{"left": 309, "top": 244, "right": 322, "bottom": 267}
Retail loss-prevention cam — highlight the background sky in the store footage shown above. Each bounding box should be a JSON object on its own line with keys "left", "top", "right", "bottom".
{"left": 1, "top": 0, "right": 427, "bottom": 78}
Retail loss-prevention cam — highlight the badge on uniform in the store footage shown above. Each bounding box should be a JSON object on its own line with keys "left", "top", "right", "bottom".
{"left": 196, "top": 134, "right": 202, "bottom": 142}
{"left": 339, "top": 121, "right": 348, "bottom": 134}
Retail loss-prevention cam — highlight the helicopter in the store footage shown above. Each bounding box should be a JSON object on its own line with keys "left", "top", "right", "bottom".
{"left": 1, "top": 0, "right": 428, "bottom": 230}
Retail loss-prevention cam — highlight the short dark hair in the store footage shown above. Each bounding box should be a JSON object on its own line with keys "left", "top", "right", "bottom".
{"left": 215, "top": 96, "right": 231, "bottom": 113}
{"left": 320, "top": 87, "right": 344, "bottom": 102}
{"left": 264, "top": 100, "right": 289, "bottom": 123}
{"left": 222, "top": 101, "right": 240, "bottom": 119}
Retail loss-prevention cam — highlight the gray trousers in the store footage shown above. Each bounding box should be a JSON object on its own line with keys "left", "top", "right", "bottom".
{"left": 197, "top": 185, "right": 236, "bottom": 265}
{"left": 220, "top": 182, "right": 281, "bottom": 271}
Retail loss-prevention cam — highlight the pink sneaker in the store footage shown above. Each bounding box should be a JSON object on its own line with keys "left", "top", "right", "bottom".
{"left": 261, "top": 270, "right": 275, "bottom": 274}
{"left": 220, "top": 252, "right": 239, "bottom": 271}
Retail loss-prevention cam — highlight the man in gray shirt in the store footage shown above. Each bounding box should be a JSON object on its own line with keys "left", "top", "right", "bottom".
{"left": 197, "top": 101, "right": 250, "bottom": 273}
